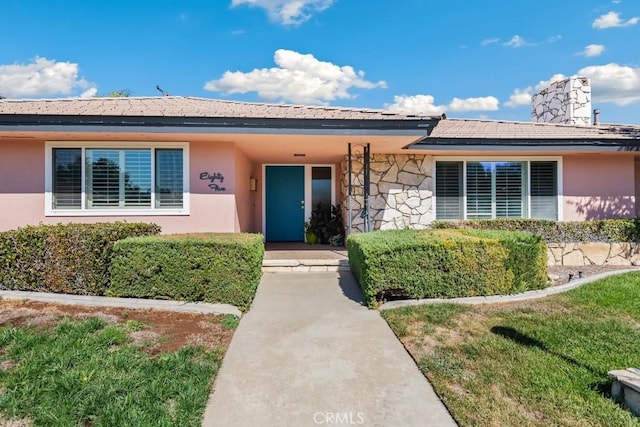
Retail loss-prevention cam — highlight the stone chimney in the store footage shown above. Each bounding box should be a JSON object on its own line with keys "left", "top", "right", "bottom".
{"left": 531, "top": 77, "right": 592, "bottom": 125}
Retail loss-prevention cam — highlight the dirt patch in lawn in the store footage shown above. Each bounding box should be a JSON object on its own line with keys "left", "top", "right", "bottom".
{"left": 0, "top": 300, "right": 234, "bottom": 354}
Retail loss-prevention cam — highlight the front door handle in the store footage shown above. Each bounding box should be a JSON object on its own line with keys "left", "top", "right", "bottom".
{"left": 301, "top": 200, "right": 305, "bottom": 210}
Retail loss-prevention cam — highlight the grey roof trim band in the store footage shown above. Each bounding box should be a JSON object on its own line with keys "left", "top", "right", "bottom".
{"left": 0, "top": 124, "right": 429, "bottom": 137}
{"left": 0, "top": 115, "right": 439, "bottom": 132}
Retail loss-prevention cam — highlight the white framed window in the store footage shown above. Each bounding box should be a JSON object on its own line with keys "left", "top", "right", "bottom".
{"left": 45, "top": 142, "right": 189, "bottom": 216}
{"left": 434, "top": 157, "right": 562, "bottom": 221}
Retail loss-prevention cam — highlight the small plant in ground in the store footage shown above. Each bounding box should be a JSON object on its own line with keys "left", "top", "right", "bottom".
{"left": 221, "top": 314, "right": 239, "bottom": 330}
{"left": 124, "top": 319, "right": 146, "bottom": 331}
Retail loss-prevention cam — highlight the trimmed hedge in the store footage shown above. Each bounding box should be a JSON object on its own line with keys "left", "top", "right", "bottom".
{"left": 0, "top": 222, "right": 161, "bottom": 294}
{"left": 109, "top": 233, "right": 265, "bottom": 310}
{"left": 433, "top": 218, "right": 640, "bottom": 243}
{"left": 347, "top": 229, "right": 547, "bottom": 307}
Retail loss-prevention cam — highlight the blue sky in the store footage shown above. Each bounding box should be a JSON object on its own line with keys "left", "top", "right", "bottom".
{"left": 1, "top": 0, "right": 639, "bottom": 124}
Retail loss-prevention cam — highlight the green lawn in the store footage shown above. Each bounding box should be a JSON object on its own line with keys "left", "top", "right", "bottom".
{"left": 382, "top": 272, "right": 640, "bottom": 427}
{"left": 0, "top": 315, "right": 226, "bottom": 426}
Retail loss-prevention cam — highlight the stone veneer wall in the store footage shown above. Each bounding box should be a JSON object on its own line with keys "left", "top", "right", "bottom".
{"left": 547, "top": 242, "right": 640, "bottom": 266}
{"left": 531, "top": 77, "right": 591, "bottom": 125}
{"left": 340, "top": 154, "right": 433, "bottom": 233}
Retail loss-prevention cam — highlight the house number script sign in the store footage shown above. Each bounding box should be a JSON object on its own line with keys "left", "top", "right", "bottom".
{"left": 200, "top": 172, "right": 226, "bottom": 191}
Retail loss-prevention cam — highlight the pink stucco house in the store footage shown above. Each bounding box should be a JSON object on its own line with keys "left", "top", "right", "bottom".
{"left": 1, "top": 77, "right": 639, "bottom": 240}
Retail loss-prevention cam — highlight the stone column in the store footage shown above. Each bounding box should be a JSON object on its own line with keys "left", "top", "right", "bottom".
{"left": 341, "top": 154, "right": 434, "bottom": 234}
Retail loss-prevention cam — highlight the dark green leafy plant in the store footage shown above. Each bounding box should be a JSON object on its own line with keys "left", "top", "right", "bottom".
{"left": 0, "top": 222, "right": 160, "bottom": 294}
{"left": 433, "top": 218, "right": 640, "bottom": 243}
{"left": 347, "top": 229, "right": 547, "bottom": 307}
{"left": 307, "top": 203, "right": 344, "bottom": 244}
{"left": 109, "top": 233, "right": 264, "bottom": 311}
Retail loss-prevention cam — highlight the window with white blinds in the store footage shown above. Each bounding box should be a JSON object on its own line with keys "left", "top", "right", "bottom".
{"left": 435, "top": 159, "right": 558, "bottom": 220}
{"left": 495, "top": 162, "right": 524, "bottom": 218}
{"left": 155, "top": 149, "right": 183, "bottom": 208}
{"left": 52, "top": 148, "right": 82, "bottom": 209}
{"left": 466, "top": 162, "right": 494, "bottom": 219}
{"left": 435, "top": 162, "right": 463, "bottom": 220}
{"left": 530, "top": 161, "right": 557, "bottom": 220}
{"left": 49, "top": 145, "right": 186, "bottom": 213}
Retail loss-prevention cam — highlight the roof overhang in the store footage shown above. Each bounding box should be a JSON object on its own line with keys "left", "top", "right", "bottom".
{"left": 0, "top": 116, "right": 438, "bottom": 164}
{"left": 0, "top": 115, "right": 439, "bottom": 135}
{"left": 407, "top": 137, "right": 640, "bottom": 152}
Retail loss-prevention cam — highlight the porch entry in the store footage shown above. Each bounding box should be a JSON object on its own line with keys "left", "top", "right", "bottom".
{"left": 264, "top": 165, "right": 334, "bottom": 242}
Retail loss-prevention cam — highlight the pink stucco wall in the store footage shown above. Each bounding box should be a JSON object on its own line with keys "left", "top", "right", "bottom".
{"left": 563, "top": 154, "right": 636, "bottom": 220}
{"left": 252, "top": 163, "right": 264, "bottom": 235}
{"left": 0, "top": 140, "right": 45, "bottom": 230}
{"left": 0, "top": 139, "right": 254, "bottom": 234}
{"left": 233, "top": 146, "right": 255, "bottom": 232}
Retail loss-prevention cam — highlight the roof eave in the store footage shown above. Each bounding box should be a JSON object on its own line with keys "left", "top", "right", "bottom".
{"left": 0, "top": 114, "right": 440, "bottom": 133}
{"left": 406, "top": 137, "right": 640, "bottom": 152}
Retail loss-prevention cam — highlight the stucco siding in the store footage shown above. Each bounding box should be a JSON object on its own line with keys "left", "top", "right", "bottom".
{"left": 233, "top": 146, "right": 255, "bottom": 232}
{"left": 0, "top": 139, "right": 244, "bottom": 234}
{"left": 563, "top": 155, "right": 636, "bottom": 220}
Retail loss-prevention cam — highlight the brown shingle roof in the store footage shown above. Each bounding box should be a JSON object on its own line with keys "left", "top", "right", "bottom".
{"left": 429, "top": 118, "right": 640, "bottom": 140}
{"left": 1, "top": 96, "right": 639, "bottom": 140}
{"left": 0, "top": 96, "right": 434, "bottom": 121}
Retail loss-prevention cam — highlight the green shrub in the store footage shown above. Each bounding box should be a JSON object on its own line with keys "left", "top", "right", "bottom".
{"left": 433, "top": 218, "right": 640, "bottom": 243}
{"left": 109, "top": 233, "right": 264, "bottom": 310}
{"left": 0, "top": 222, "right": 161, "bottom": 294}
{"left": 347, "top": 229, "right": 547, "bottom": 307}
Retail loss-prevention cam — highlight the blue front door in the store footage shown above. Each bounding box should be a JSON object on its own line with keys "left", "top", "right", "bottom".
{"left": 265, "top": 166, "right": 305, "bottom": 242}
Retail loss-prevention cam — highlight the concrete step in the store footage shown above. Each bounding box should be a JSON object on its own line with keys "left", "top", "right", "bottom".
{"left": 609, "top": 368, "right": 640, "bottom": 417}
{"left": 262, "top": 258, "right": 350, "bottom": 273}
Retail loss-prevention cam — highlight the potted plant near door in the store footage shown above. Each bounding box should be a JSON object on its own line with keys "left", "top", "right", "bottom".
{"left": 305, "top": 217, "right": 319, "bottom": 245}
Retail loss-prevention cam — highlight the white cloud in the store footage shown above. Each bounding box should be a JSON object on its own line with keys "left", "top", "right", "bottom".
{"left": 547, "top": 34, "right": 562, "bottom": 43}
{"left": 579, "top": 44, "right": 606, "bottom": 57}
{"left": 386, "top": 95, "right": 499, "bottom": 115}
{"left": 448, "top": 96, "right": 499, "bottom": 112}
{"left": 593, "top": 11, "right": 639, "bottom": 29}
{"left": 485, "top": 34, "right": 558, "bottom": 48}
{"left": 534, "top": 74, "right": 568, "bottom": 92}
{"left": 505, "top": 74, "right": 567, "bottom": 108}
{"left": 505, "top": 88, "right": 533, "bottom": 108}
{"left": 204, "top": 49, "right": 386, "bottom": 104}
{"left": 230, "top": 0, "right": 335, "bottom": 26}
{"left": 504, "top": 35, "right": 528, "bottom": 47}
{"left": 579, "top": 63, "right": 640, "bottom": 105}
{"left": 481, "top": 38, "right": 500, "bottom": 46}
{"left": 506, "top": 64, "right": 640, "bottom": 108}
{"left": 80, "top": 87, "right": 98, "bottom": 98}
{"left": 0, "top": 57, "right": 96, "bottom": 98}
{"left": 385, "top": 95, "right": 447, "bottom": 116}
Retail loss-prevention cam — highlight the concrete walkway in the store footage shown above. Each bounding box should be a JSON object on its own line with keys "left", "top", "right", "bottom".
{"left": 202, "top": 271, "right": 457, "bottom": 427}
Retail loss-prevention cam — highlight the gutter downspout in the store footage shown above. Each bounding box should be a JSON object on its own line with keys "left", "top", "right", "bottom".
{"left": 348, "top": 143, "right": 352, "bottom": 236}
